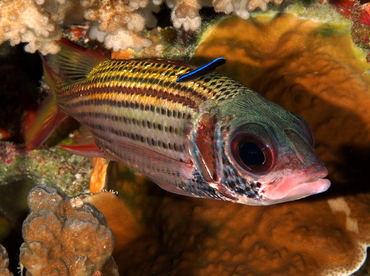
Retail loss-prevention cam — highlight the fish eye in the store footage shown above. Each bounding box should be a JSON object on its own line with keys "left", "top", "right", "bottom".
{"left": 239, "top": 142, "right": 265, "bottom": 166}
{"left": 230, "top": 132, "right": 274, "bottom": 174}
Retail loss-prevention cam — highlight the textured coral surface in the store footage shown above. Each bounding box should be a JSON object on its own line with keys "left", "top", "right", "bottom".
{"left": 20, "top": 185, "right": 117, "bottom": 275}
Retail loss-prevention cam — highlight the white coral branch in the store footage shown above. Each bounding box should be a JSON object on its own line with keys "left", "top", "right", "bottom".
{"left": 0, "top": 0, "right": 284, "bottom": 54}
{"left": 0, "top": 0, "right": 62, "bottom": 54}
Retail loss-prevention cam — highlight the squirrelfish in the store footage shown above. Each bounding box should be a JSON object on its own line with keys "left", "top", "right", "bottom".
{"left": 26, "top": 39, "right": 330, "bottom": 205}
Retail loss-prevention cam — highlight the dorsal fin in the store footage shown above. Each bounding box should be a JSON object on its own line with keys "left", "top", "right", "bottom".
{"left": 176, "top": 57, "right": 226, "bottom": 83}
{"left": 47, "top": 38, "right": 107, "bottom": 84}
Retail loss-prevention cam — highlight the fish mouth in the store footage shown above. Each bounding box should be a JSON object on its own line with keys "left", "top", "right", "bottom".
{"left": 261, "top": 168, "right": 331, "bottom": 204}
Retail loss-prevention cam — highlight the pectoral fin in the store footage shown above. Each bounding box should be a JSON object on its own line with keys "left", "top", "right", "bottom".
{"left": 59, "top": 144, "right": 106, "bottom": 158}
{"left": 113, "top": 140, "right": 195, "bottom": 196}
{"left": 58, "top": 126, "right": 106, "bottom": 158}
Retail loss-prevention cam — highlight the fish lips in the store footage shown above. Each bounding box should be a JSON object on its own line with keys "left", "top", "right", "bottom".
{"left": 260, "top": 167, "right": 331, "bottom": 204}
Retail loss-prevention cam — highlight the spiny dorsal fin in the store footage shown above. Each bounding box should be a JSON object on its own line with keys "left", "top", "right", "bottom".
{"left": 47, "top": 38, "right": 107, "bottom": 84}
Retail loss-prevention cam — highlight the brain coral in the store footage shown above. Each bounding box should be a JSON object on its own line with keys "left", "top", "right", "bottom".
{"left": 20, "top": 185, "right": 117, "bottom": 275}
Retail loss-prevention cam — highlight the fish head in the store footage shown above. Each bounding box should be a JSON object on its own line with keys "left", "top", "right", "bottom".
{"left": 207, "top": 93, "right": 330, "bottom": 205}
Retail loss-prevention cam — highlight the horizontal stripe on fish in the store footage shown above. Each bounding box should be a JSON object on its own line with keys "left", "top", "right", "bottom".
{"left": 73, "top": 111, "right": 184, "bottom": 135}
{"left": 60, "top": 85, "right": 202, "bottom": 110}
{"left": 59, "top": 94, "right": 194, "bottom": 119}
{"left": 97, "top": 129, "right": 187, "bottom": 161}
{"left": 86, "top": 122, "right": 186, "bottom": 152}
{"left": 59, "top": 89, "right": 193, "bottom": 161}
{"left": 77, "top": 112, "right": 187, "bottom": 147}
{"left": 54, "top": 61, "right": 247, "bottom": 165}
{"left": 26, "top": 39, "right": 330, "bottom": 206}
{"left": 57, "top": 61, "right": 242, "bottom": 106}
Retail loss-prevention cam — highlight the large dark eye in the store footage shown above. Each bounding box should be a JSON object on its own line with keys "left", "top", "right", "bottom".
{"left": 239, "top": 142, "right": 265, "bottom": 165}
{"left": 230, "top": 132, "right": 274, "bottom": 174}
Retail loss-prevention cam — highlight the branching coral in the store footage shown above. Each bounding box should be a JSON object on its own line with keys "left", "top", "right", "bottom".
{"left": 0, "top": 0, "right": 62, "bottom": 54}
{"left": 0, "top": 0, "right": 285, "bottom": 54}
{"left": 20, "top": 185, "right": 117, "bottom": 275}
{"left": 166, "top": 0, "right": 202, "bottom": 31}
{"left": 82, "top": 0, "right": 153, "bottom": 51}
{"left": 213, "top": 0, "right": 283, "bottom": 19}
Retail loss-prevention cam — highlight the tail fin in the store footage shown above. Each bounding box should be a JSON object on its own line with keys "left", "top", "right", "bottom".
{"left": 25, "top": 39, "right": 107, "bottom": 150}
{"left": 24, "top": 54, "right": 68, "bottom": 150}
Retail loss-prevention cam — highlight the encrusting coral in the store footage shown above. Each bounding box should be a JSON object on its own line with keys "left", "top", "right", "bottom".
{"left": 0, "top": 0, "right": 285, "bottom": 54}
{"left": 0, "top": 143, "right": 92, "bottom": 197}
{"left": 20, "top": 185, "right": 118, "bottom": 275}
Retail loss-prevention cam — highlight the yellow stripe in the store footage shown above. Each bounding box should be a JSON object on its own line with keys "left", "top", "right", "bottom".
{"left": 57, "top": 60, "right": 217, "bottom": 108}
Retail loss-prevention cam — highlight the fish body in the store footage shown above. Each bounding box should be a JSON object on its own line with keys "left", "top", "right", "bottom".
{"left": 26, "top": 39, "right": 330, "bottom": 205}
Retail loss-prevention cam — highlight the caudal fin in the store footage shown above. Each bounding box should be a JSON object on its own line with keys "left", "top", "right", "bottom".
{"left": 24, "top": 54, "right": 68, "bottom": 150}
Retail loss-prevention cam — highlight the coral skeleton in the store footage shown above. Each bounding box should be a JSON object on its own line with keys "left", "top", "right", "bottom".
{"left": 0, "top": 0, "right": 284, "bottom": 54}
{"left": 20, "top": 185, "right": 118, "bottom": 275}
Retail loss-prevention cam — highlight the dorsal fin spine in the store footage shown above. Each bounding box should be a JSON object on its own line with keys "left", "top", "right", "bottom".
{"left": 47, "top": 38, "right": 107, "bottom": 84}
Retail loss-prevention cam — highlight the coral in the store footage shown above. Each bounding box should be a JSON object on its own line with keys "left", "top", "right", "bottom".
{"left": 166, "top": 0, "right": 202, "bottom": 31}
{"left": 82, "top": 0, "right": 153, "bottom": 51}
{"left": 0, "top": 0, "right": 63, "bottom": 54}
{"left": 329, "top": 0, "right": 370, "bottom": 50}
{"left": 20, "top": 185, "right": 118, "bottom": 275}
{"left": 0, "top": 245, "right": 12, "bottom": 276}
{"left": 96, "top": 164, "right": 370, "bottom": 275}
{"left": 84, "top": 191, "right": 144, "bottom": 253}
{"left": 213, "top": 0, "right": 282, "bottom": 19}
{"left": 0, "top": 0, "right": 285, "bottom": 54}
